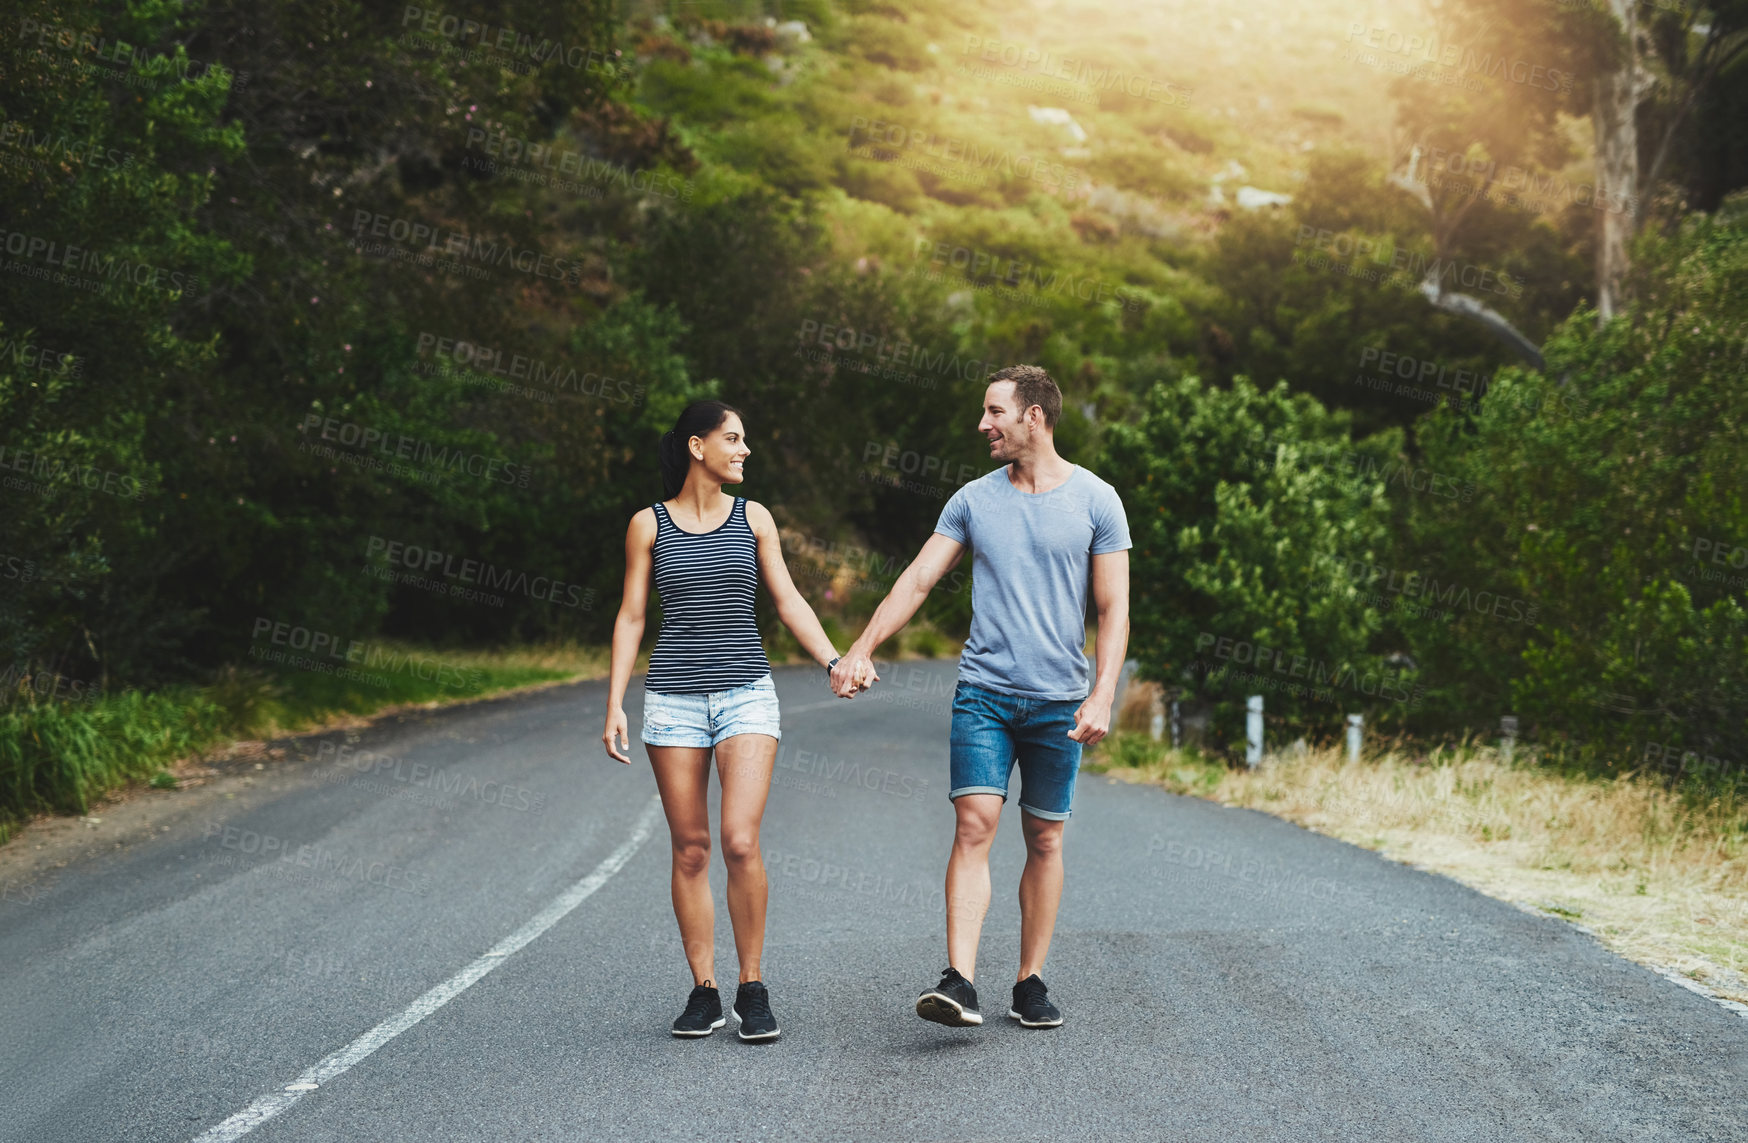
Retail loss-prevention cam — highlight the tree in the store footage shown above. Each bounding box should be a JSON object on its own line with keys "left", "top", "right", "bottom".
{"left": 1601, "top": 0, "right": 1748, "bottom": 317}
{"left": 1205, "top": 150, "right": 1571, "bottom": 437}
{"left": 0, "top": 0, "right": 244, "bottom": 691}
{"left": 1406, "top": 192, "right": 1748, "bottom": 773}
{"left": 1102, "top": 376, "right": 1406, "bottom": 749}
{"left": 1378, "top": 0, "right": 1747, "bottom": 334}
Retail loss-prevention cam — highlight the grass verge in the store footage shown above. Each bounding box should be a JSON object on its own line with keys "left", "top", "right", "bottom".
{"left": 0, "top": 642, "right": 612, "bottom": 845}
{"left": 1086, "top": 733, "right": 1748, "bottom": 1007}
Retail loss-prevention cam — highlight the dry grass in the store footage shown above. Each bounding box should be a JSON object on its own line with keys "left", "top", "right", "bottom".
{"left": 1090, "top": 733, "right": 1748, "bottom": 1006}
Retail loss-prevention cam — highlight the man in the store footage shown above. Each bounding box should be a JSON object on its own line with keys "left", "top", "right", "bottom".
{"left": 831, "top": 365, "right": 1130, "bottom": 1029}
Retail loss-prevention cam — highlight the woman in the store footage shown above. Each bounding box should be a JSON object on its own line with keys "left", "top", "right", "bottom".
{"left": 601, "top": 400, "right": 871, "bottom": 1042}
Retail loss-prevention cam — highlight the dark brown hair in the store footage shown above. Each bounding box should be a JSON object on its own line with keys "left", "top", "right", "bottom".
{"left": 659, "top": 400, "right": 743, "bottom": 498}
{"left": 987, "top": 364, "right": 1062, "bottom": 429}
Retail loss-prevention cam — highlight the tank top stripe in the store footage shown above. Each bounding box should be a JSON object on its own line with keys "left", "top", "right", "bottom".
{"left": 645, "top": 498, "right": 773, "bottom": 694}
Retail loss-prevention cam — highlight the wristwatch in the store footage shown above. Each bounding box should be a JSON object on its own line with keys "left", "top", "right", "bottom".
{"left": 827, "top": 656, "right": 841, "bottom": 673}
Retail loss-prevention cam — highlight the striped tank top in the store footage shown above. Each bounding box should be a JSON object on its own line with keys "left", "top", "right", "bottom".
{"left": 645, "top": 497, "right": 773, "bottom": 694}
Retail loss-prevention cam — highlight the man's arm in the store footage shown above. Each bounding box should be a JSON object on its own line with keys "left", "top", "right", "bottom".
{"left": 829, "top": 532, "right": 966, "bottom": 697}
{"left": 1068, "top": 549, "right": 1130, "bottom": 745}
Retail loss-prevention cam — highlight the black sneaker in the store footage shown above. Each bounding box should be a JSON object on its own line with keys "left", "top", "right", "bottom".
{"left": 732, "top": 980, "right": 781, "bottom": 1042}
{"left": 1008, "top": 974, "right": 1062, "bottom": 1028}
{"left": 671, "top": 982, "right": 725, "bottom": 1038}
{"left": 916, "top": 966, "right": 983, "bottom": 1027}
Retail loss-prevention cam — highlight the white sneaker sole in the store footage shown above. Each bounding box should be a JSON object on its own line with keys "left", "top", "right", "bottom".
{"left": 1007, "top": 1007, "right": 1063, "bottom": 1028}
{"left": 732, "top": 1008, "right": 781, "bottom": 1041}
{"left": 670, "top": 1016, "right": 726, "bottom": 1038}
{"left": 916, "top": 991, "right": 983, "bottom": 1027}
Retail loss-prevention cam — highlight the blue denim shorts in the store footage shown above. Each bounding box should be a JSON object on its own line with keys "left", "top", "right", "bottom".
{"left": 641, "top": 674, "right": 782, "bottom": 748}
{"left": 948, "top": 681, "right": 1083, "bottom": 820}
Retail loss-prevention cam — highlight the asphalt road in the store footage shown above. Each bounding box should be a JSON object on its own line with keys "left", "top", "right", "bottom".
{"left": 2, "top": 661, "right": 1745, "bottom": 1143}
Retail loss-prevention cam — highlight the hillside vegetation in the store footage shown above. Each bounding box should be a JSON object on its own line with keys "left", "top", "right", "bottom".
{"left": 2, "top": 0, "right": 1742, "bottom": 827}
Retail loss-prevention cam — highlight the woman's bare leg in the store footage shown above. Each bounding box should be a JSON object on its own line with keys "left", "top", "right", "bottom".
{"left": 648, "top": 745, "right": 717, "bottom": 986}
{"left": 714, "top": 733, "right": 777, "bottom": 983}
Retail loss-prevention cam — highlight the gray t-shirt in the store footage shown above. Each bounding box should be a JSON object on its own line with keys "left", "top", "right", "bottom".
{"left": 934, "top": 464, "right": 1131, "bottom": 700}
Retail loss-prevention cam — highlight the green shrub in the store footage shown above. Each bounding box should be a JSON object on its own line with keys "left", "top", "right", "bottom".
{"left": 1101, "top": 374, "right": 1404, "bottom": 748}
{"left": 1407, "top": 194, "right": 1748, "bottom": 777}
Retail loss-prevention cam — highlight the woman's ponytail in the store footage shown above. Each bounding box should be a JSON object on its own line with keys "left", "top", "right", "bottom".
{"left": 658, "top": 400, "right": 743, "bottom": 500}
{"left": 658, "top": 429, "right": 687, "bottom": 500}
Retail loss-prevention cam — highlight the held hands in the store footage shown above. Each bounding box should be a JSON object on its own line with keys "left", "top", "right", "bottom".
{"left": 602, "top": 705, "right": 632, "bottom": 764}
{"left": 829, "top": 651, "right": 879, "bottom": 699}
{"left": 1067, "top": 695, "right": 1113, "bottom": 746}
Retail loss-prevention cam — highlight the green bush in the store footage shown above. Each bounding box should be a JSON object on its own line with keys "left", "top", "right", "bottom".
{"left": 1406, "top": 194, "right": 1748, "bottom": 777}
{"left": 1102, "top": 375, "right": 1405, "bottom": 749}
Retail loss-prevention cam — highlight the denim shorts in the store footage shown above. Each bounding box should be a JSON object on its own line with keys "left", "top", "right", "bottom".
{"left": 948, "top": 681, "right": 1083, "bottom": 820}
{"left": 641, "top": 674, "right": 782, "bottom": 748}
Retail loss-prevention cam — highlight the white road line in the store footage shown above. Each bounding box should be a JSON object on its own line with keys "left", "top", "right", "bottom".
{"left": 189, "top": 794, "right": 664, "bottom": 1143}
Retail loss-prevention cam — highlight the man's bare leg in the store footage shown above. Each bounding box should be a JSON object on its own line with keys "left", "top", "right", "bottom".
{"left": 916, "top": 793, "right": 1004, "bottom": 1027}
{"left": 1016, "top": 812, "right": 1065, "bottom": 981}
{"left": 944, "top": 793, "right": 1004, "bottom": 979}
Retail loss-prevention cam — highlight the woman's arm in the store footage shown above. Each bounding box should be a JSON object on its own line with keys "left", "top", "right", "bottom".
{"left": 746, "top": 501, "right": 843, "bottom": 672}
{"left": 602, "top": 509, "right": 657, "bottom": 764}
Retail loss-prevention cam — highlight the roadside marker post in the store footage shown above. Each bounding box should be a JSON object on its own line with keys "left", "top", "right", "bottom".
{"left": 1501, "top": 715, "right": 1518, "bottom": 764}
{"left": 1346, "top": 713, "right": 1363, "bottom": 763}
{"left": 1246, "top": 695, "right": 1263, "bottom": 768}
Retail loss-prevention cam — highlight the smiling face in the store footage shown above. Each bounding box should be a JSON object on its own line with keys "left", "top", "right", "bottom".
{"left": 978, "top": 380, "right": 1044, "bottom": 463}
{"left": 690, "top": 411, "right": 749, "bottom": 484}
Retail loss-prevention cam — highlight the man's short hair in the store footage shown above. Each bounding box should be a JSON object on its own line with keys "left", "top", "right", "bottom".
{"left": 987, "top": 364, "right": 1062, "bottom": 429}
